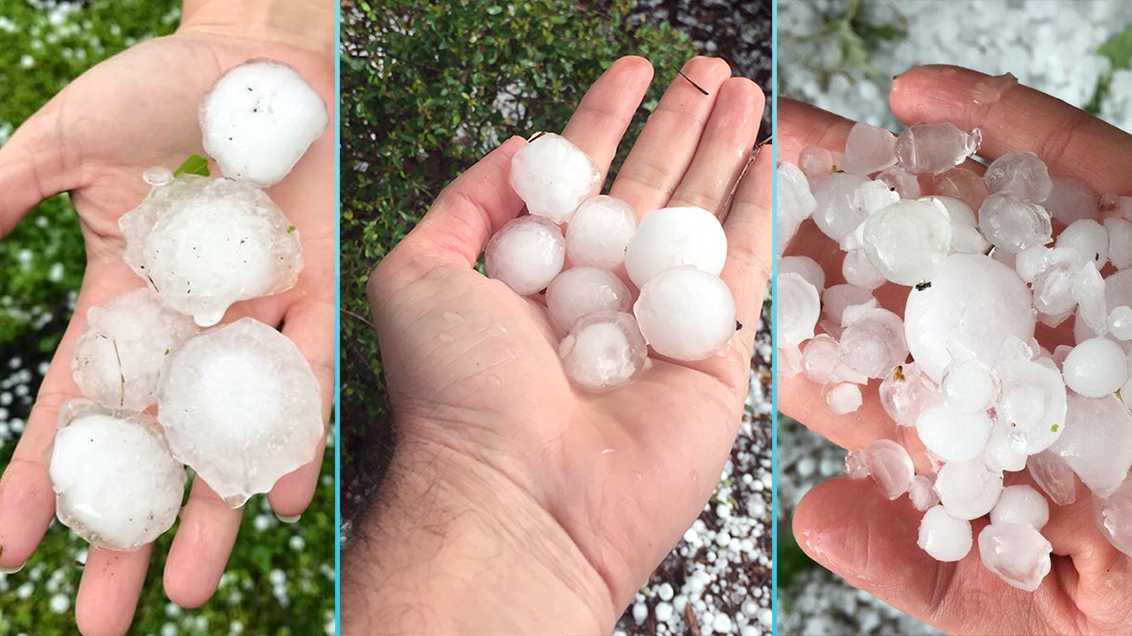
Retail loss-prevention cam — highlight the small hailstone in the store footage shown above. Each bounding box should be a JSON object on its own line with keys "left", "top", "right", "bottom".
{"left": 861, "top": 199, "right": 951, "bottom": 285}
{"left": 624, "top": 206, "right": 727, "bottom": 287}
{"left": 984, "top": 151, "right": 1052, "bottom": 203}
{"left": 1050, "top": 392, "right": 1132, "bottom": 498}
{"left": 934, "top": 459, "right": 1004, "bottom": 520}
{"left": 564, "top": 195, "right": 637, "bottom": 269}
{"left": 908, "top": 475, "right": 939, "bottom": 511}
{"left": 72, "top": 288, "right": 199, "bottom": 410}
{"left": 1044, "top": 176, "right": 1098, "bottom": 225}
{"left": 917, "top": 505, "right": 972, "bottom": 562}
{"left": 993, "top": 355, "right": 1067, "bottom": 454}
{"left": 847, "top": 439, "right": 915, "bottom": 499}
{"left": 932, "top": 167, "right": 988, "bottom": 210}
{"left": 977, "top": 523, "right": 1052, "bottom": 592}
{"left": 1105, "top": 218, "right": 1132, "bottom": 270}
{"left": 777, "top": 163, "right": 816, "bottom": 255}
{"left": 978, "top": 194, "right": 1052, "bottom": 254}
{"left": 842, "top": 249, "right": 886, "bottom": 290}
{"left": 633, "top": 266, "right": 735, "bottom": 361}
{"left": 921, "top": 195, "right": 988, "bottom": 255}
{"left": 545, "top": 267, "right": 632, "bottom": 333}
{"left": 484, "top": 216, "right": 565, "bottom": 296}
{"left": 1032, "top": 261, "right": 1079, "bottom": 316}
{"left": 983, "top": 420, "right": 1027, "bottom": 473}
{"left": 119, "top": 175, "right": 303, "bottom": 327}
{"left": 49, "top": 401, "right": 186, "bottom": 550}
{"left": 558, "top": 311, "right": 647, "bottom": 392}
{"left": 1079, "top": 269, "right": 1132, "bottom": 342}
{"left": 838, "top": 306, "right": 907, "bottom": 379}
{"left": 1027, "top": 451, "right": 1077, "bottom": 506}
{"left": 841, "top": 122, "right": 897, "bottom": 175}
{"left": 893, "top": 122, "right": 980, "bottom": 175}
{"left": 878, "top": 363, "right": 938, "bottom": 427}
{"left": 941, "top": 359, "right": 997, "bottom": 413}
{"left": 915, "top": 405, "right": 992, "bottom": 462}
{"left": 798, "top": 145, "right": 834, "bottom": 178}
{"left": 1056, "top": 219, "right": 1108, "bottom": 269}
{"left": 810, "top": 173, "right": 870, "bottom": 243}
{"left": 1072, "top": 262, "right": 1107, "bottom": 335}
{"left": 509, "top": 132, "right": 600, "bottom": 223}
{"left": 990, "top": 485, "right": 1049, "bottom": 528}
{"left": 1062, "top": 337, "right": 1126, "bottom": 397}
{"left": 632, "top": 602, "right": 647, "bottom": 625}
{"left": 877, "top": 166, "right": 921, "bottom": 199}
{"left": 778, "top": 273, "right": 821, "bottom": 347}
{"left": 199, "top": 60, "right": 328, "bottom": 187}
{"left": 779, "top": 255, "right": 826, "bottom": 292}
{"left": 158, "top": 318, "right": 323, "bottom": 507}
{"left": 825, "top": 382, "right": 862, "bottom": 415}
{"left": 142, "top": 166, "right": 174, "bottom": 187}
{"left": 1108, "top": 306, "right": 1132, "bottom": 339}
{"left": 821, "top": 284, "right": 876, "bottom": 328}
{"left": 1094, "top": 474, "right": 1132, "bottom": 557}
{"left": 801, "top": 334, "right": 843, "bottom": 384}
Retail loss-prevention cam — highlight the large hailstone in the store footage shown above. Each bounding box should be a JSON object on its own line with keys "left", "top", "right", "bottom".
{"left": 934, "top": 459, "right": 1004, "bottom": 520}
{"left": 977, "top": 523, "right": 1052, "bottom": 592}
{"left": 917, "top": 505, "right": 972, "bottom": 562}
{"left": 624, "top": 206, "right": 727, "bottom": 287}
{"left": 545, "top": 267, "right": 632, "bottom": 333}
{"left": 49, "top": 401, "right": 186, "bottom": 550}
{"left": 810, "top": 173, "right": 870, "bottom": 244}
{"left": 484, "top": 215, "right": 566, "bottom": 296}
{"left": 778, "top": 273, "right": 821, "bottom": 348}
{"left": 72, "top": 288, "right": 199, "bottom": 410}
{"left": 200, "top": 60, "right": 328, "bottom": 187}
{"left": 893, "top": 122, "right": 981, "bottom": 175}
{"left": 564, "top": 195, "right": 637, "bottom": 269}
{"left": 1095, "top": 474, "right": 1132, "bottom": 557}
{"left": 777, "top": 163, "right": 817, "bottom": 254}
{"left": 1049, "top": 393, "right": 1132, "bottom": 498}
{"left": 119, "top": 175, "right": 303, "bottom": 327}
{"left": 861, "top": 199, "right": 952, "bottom": 285}
{"left": 158, "top": 318, "right": 323, "bottom": 507}
{"left": 558, "top": 311, "right": 647, "bottom": 392}
{"left": 841, "top": 122, "right": 897, "bottom": 175}
{"left": 844, "top": 439, "right": 914, "bottom": 499}
{"left": 633, "top": 266, "right": 736, "bottom": 361}
{"left": 510, "top": 133, "right": 600, "bottom": 223}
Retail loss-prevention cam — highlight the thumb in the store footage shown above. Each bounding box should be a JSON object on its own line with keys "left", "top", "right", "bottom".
{"left": 0, "top": 97, "right": 78, "bottom": 237}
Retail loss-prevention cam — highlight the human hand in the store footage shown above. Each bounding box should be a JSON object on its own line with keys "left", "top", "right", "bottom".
{"left": 0, "top": 2, "right": 334, "bottom": 634}
{"left": 780, "top": 65, "right": 1132, "bottom": 635}
{"left": 347, "top": 55, "right": 770, "bottom": 633}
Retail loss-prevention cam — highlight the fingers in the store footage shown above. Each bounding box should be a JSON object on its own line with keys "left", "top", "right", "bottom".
{"left": 75, "top": 545, "right": 152, "bottom": 636}
{"left": 163, "top": 479, "right": 242, "bottom": 608}
{"left": 777, "top": 97, "right": 854, "bottom": 164}
{"left": 0, "top": 96, "right": 79, "bottom": 237}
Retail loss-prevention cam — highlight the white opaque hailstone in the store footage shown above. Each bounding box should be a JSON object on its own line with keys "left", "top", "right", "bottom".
{"left": 993, "top": 355, "right": 1067, "bottom": 455}
{"left": 510, "top": 133, "right": 600, "bottom": 223}
{"left": 779, "top": 273, "right": 821, "bottom": 347}
{"left": 991, "top": 485, "right": 1049, "bottom": 528}
{"left": 985, "top": 152, "right": 1052, "bottom": 203}
{"left": 941, "top": 359, "right": 997, "bottom": 412}
{"left": 934, "top": 459, "right": 1004, "bottom": 520}
{"left": 1032, "top": 261, "right": 1078, "bottom": 316}
{"left": 877, "top": 167, "right": 921, "bottom": 199}
{"left": 1057, "top": 219, "right": 1108, "bottom": 269}
{"left": 1050, "top": 393, "right": 1132, "bottom": 499}
{"left": 1106, "top": 218, "right": 1132, "bottom": 270}
{"left": 842, "top": 249, "right": 886, "bottom": 290}
{"left": 1062, "top": 337, "right": 1127, "bottom": 397}
{"left": 811, "top": 173, "right": 870, "bottom": 243}
{"left": 564, "top": 195, "right": 637, "bottom": 269}
{"left": 1094, "top": 474, "right": 1132, "bottom": 557}
{"left": 158, "top": 318, "right": 323, "bottom": 507}
{"left": 1108, "top": 306, "right": 1132, "bottom": 340}
{"left": 49, "top": 401, "right": 186, "bottom": 550}
{"left": 916, "top": 404, "right": 993, "bottom": 462}
{"left": 779, "top": 255, "right": 826, "bottom": 293}
{"left": 1014, "top": 245, "right": 1082, "bottom": 284}
{"left": 72, "top": 288, "right": 199, "bottom": 411}
{"left": 878, "top": 363, "right": 938, "bottom": 427}
{"left": 485, "top": 215, "right": 566, "bottom": 296}
{"left": 977, "top": 523, "right": 1052, "bottom": 592}
{"left": 921, "top": 195, "right": 987, "bottom": 255}
{"left": 821, "top": 284, "right": 876, "bottom": 328}
{"left": 846, "top": 182, "right": 902, "bottom": 249}
{"left": 841, "top": 122, "right": 897, "bottom": 176}
{"left": 983, "top": 419, "right": 1027, "bottom": 473}
{"left": 825, "top": 382, "right": 862, "bottom": 415}
{"left": 558, "top": 311, "right": 647, "bottom": 392}
{"left": 861, "top": 199, "right": 952, "bottom": 285}
{"left": 634, "top": 266, "right": 736, "bottom": 361}
{"left": 1028, "top": 450, "right": 1078, "bottom": 506}
{"left": 1074, "top": 262, "right": 1108, "bottom": 335}
{"left": 838, "top": 306, "right": 908, "bottom": 378}
{"left": 799, "top": 145, "right": 834, "bottom": 178}
{"left": 978, "top": 194, "right": 1053, "bottom": 254}
{"left": 545, "top": 267, "right": 632, "bottom": 333}
{"left": 1045, "top": 176, "right": 1099, "bottom": 225}
{"left": 624, "top": 206, "right": 727, "bottom": 287}
{"left": 893, "top": 122, "right": 981, "bottom": 175}
{"left": 846, "top": 439, "right": 915, "bottom": 499}
{"left": 917, "top": 505, "right": 972, "bottom": 562}
{"left": 802, "top": 334, "right": 852, "bottom": 385}
{"left": 199, "top": 60, "right": 328, "bottom": 187}
{"left": 119, "top": 176, "right": 303, "bottom": 327}
{"left": 909, "top": 475, "right": 939, "bottom": 511}
{"left": 777, "top": 163, "right": 816, "bottom": 255}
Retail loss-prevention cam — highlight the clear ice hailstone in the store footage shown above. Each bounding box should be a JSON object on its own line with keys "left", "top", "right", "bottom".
{"left": 847, "top": 439, "right": 915, "bottom": 499}
{"left": 558, "top": 311, "right": 647, "bottom": 392}
{"left": 838, "top": 306, "right": 908, "bottom": 379}
{"left": 634, "top": 266, "right": 736, "bottom": 361}
{"left": 1062, "top": 337, "right": 1127, "bottom": 397}
{"left": 917, "top": 505, "right": 972, "bottom": 562}
{"left": 810, "top": 173, "right": 870, "bottom": 244}
{"left": 841, "top": 122, "right": 897, "bottom": 176}
{"left": 142, "top": 166, "right": 173, "bottom": 187}
{"left": 777, "top": 163, "right": 816, "bottom": 255}
{"left": 484, "top": 215, "right": 566, "bottom": 296}
{"left": 842, "top": 249, "right": 886, "bottom": 290}
{"left": 798, "top": 145, "right": 834, "bottom": 178}
{"left": 1027, "top": 450, "right": 1078, "bottom": 506}
{"left": 915, "top": 404, "right": 992, "bottom": 462}
{"left": 931, "top": 167, "right": 988, "bottom": 210}
{"left": 545, "top": 267, "right": 632, "bottom": 333}
{"left": 1094, "top": 474, "right": 1132, "bottom": 557}
{"left": 825, "top": 382, "right": 862, "bottom": 415}
{"left": 779, "top": 255, "right": 826, "bottom": 293}
{"left": 984, "top": 151, "right": 1052, "bottom": 203}
{"left": 990, "top": 485, "right": 1049, "bottom": 528}
{"left": 564, "top": 195, "right": 637, "bottom": 269}
{"left": 157, "top": 318, "right": 323, "bottom": 507}
{"left": 1108, "top": 306, "right": 1132, "bottom": 340}
{"left": 1106, "top": 218, "right": 1132, "bottom": 270}
{"left": 1050, "top": 392, "right": 1132, "bottom": 498}
{"left": 72, "top": 288, "right": 199, "bottom": 411}
{"left": 993, "top": 356, "right": 1067, "bottom": 455}
{"left": 893, "top": 122, "right": 981, "bottom": 175}
{"left": 879, "top": 363, "right": 939, "bottom": 427}
{"left": 861, "top": 199, "right": 951, "bottom": 285}
{"left": 877, "top": 166, "right": 921, "bottom": 199}
{"left": 978, "top": 194, "right": 1053, "bottom": 254}
{"left": 624, "top": 206, "right": 727, "bottom": 287}
{"left": 977, "top": 523, "right": 1052, "bottom": 592}
{"left": 1044, "top": 176, "right": 1098, "bottom": 225}
{"left": 909, "top": 475, "right": 939, "bottom": 511}
{"left": 934, "top": 459, "right": 1004, "bottom": 520}
{"left": 119, "top": 175, "right": 303, "bottom": 327}
{"left": 983, "top": 419, "right": 1027, "bottom": 473}
{"left": 941, "top": 359, "right": 997, "bottom": 412}
{"left": 778, "top": 273, "right": 821, "bottom": 347}
{"left": 510, "top": 132, "right": 600, "bottom": 223}
{"left": 199, "top": 60, "right": 328, "bottom": 188}
{"left": 821, "top": 284, "right": 876, "bottom": 329}
{"left": 49, "top": 401, "right": 186, "bottom": 550}
{"left": 1057, "top": 219, "right": 1108, "bottom": 269}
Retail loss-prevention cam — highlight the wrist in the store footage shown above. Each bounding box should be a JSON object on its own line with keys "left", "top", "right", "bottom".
{"left": 179, "top": 0, "right": 334, "bottom": 55}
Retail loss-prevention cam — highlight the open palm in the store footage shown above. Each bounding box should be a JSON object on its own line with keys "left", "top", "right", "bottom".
{"left": 780, "top": 65, "right": 1132, "bottom": 635}
{"left": 0, "top": 22, "right": 333, "bottom": 636}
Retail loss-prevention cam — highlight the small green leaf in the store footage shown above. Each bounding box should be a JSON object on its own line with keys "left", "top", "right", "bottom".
{"left": 173, "top": 154, "right": 210, "bottom": 177}
{"left": 287, "top": 225, "right": 297, "bottom": 234}
{"left": 1050, "top": 423, "right": 1060, "bottom": 433}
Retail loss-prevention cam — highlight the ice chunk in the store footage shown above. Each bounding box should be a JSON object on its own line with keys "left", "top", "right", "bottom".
{"left": 894, "top": 123, "right": 980, "bottom": 175}
{"left": 934, "top": 459, "right": 1004, "bottom": 520}
{"left": 558, "top": 311, "right": 647, "bottom": 392}
{"left": 777, "top": 163, "right": 816, "bottom": 255}
{"left": 916, "top": 404, "right": 992, "bottom": 462}
{"left": 931, "top": 167, "right": 988, "bottom": 210}
{"left": 821, "top": 284, "right": 876, "bottom": 328}
{"left": 977, "top": 523, "right": 1052, "bottom": 592}
{"left": 1057, "top": 219, "right": 1108, "bottom": 269}
{"left": 545, "top": 267, "right": 632, "bottom": 333}
{"left": 1063, "top": 337, "right": 1126, "bottom": 397}
{"left": 1050, "top": 393, "right": 1132, "bottom": 498}
{"left": 564, "top": 195, "right": 637, "bottom": 270}
{"left": 846, "top": 439, "right": 915, "bottom": 499}
{"left": 1108, "top": 306, "right": 1132, "bottom": 340}
{"left": 983, "top": 419, "right": 1027, "bottom": 473}
{"left": 921, "top": 196, "right": 988, "bottom": 255}
{"left": 993, "top": 356, "right": 1067, "bottom": 455}
{"left": 825, "top": 382, "right": 862, "bottom": 415}
{"left": 1045, "top": 176, "right": 1099, "bottom": 225}
{"left": 778, "top": 273, "right": 821, "bottom": 347}
{"left": 1073, "top": 262, "right": 1107, "bottom": 335}
{"left": 839, "top": 306, "right": 908, "bottom": 379}
{"left": 510, "top": 132, "right": 600, "bottom": 223}
{"left": 634, "top": 266, "right": 736, "bottom": 361}
{"left": 917, "top": 505, "right": 972, "bottom": 562}
{"left": 802, "top": 334, "right": 847, "bottom": 385}
{"left": 779, "top": 255, "right": 826, "bottom": 293}
{"left": 485, "top": 215, "right": 565, "bottom": 296}
{"left": 1094, "top": 473, "right": 1132, "bottom": 557}
{"left": 1027, "top": 450, "right": 1078, "bottom": 506}
{"left": 799, "top": 145, "right": 834, "bottom": 179}
{"left": 841, "top": 122, "right": 897, "bottom": 175}
{"left": 877, "top": 166, "right": 921, "bottom": 199}
{"left": 941, "top": 358, "right": 997, "bottom": 413}
{"left": 861, "top": 199, "right": 952, "bottom": 285}
{"left": 978, "top": 194, "right": 1053, "bottom": 254}
{"left": 810, "top": 173, "right": 870, "bottom": 243}
{"left": 990, "top": 485, "right": 1049, "bottom": 528}
{"left": 625, "top": 206, "right": 727, "bottom": 287}
{"left": 878, "top": 363, "right": 939, "bottom": 427}
{"left": 1076, "top": 269, "right": 1132, "bottom": 343}
{"left": 842, "top": 249, "right": 886, "bottom": 290}
{"left": 984, "top": 152, "right": 1052, "bottom": 203}
{"left": 909, "top": 475, "right": 939, "bottom": 511}
{"left": 1106, "top": 218, "right": 1132, "bottom": 270}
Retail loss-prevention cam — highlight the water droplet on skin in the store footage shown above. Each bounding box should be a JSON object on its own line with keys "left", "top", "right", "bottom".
{"left": 142, "top": 166, "right": 173, "bottom": 187}
{"left": 972, "top": 73, "right": 1018, "bottom": 105}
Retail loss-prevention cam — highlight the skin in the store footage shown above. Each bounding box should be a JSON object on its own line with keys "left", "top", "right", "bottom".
{"left": 345, "top": 56, "right": 770, "bottom": 632}
{"left": 780, "top": 65, "right": 1132, "bottom": 635}
{"left": 0, "top": 2, "right": 333, "bottom": 634}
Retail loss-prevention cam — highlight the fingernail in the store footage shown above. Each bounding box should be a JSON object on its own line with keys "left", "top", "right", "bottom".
{"left": 0, "top": 561, "right": 25, "bottom": 574}
{"left": 275, "top": 513, "right": 301, "bottom": 524}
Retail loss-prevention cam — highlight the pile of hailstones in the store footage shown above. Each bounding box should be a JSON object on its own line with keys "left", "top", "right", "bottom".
{"left": 779, "top": 119, "right": 1132, "bottom": 592}
{"left": 52, "top": 60, "right": 327, "bottom": 552}
{"left": 485, "top": 132, "right": 738, "bottom": 392}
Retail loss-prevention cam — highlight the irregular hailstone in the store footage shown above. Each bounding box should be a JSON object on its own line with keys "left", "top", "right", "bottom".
{"left": 633, "top": 266, "right": 735, "bottom": 361}
{"left": 624, "top": 206, "right": 727, "bottom": 287}
{"left": 558, "top": 311, "right": 647, "bottom": 392}
{"left": 838, "top": 306, "right": 908, "bottom": 379}
{"left": 119, "top": 176, "right": 302, "bottom": 327}
{"left": 810, "top": 173, "right": 870, "bottom": 244}
{"left": 842, "top": 248, "right": 886, "bottom": 290}
{"left": 983, "top": 419, "right": 1027, "bottom": 473}
{"left": 920, "top": 195, "right": 988, "bottom": 255}
{"left": 878, "top": 363, "right": 938, "bottom": 427}
{"left": 825, "top": 382, "right": 862, "bottom": 415}
{"left": 932, "top": 167, "right": 988, "bottom": 210}
{"left": 510, "top": 132, "right": 600, "bottom": 223}
{"left": 72, "top": 288, "right": 199, "bottom": 410}
{"left": 1062, "top": 337, "right": 1127, "bottom": 397}
{"left": 978, "top": 194, "right": 1053, "bottom": 254}
{"left": 158, "top": 318, "right": 323, "bottom": 507}
{"left": 821, "top": 284, "right": 876, "bottom": 329}
{"left": 564, "top": 195, "right": 637, "bottom": 269}
{"left": 545, "top": 267, "right": 632, "bottom": 333}
{"left": 1056, "top": 219, "right": 1108, "bottom": 269}
{"left": 802, "top": 334, "right": 866, "bottom": 385}
{"left": 49, "top": 401, "right": 186, "bottom": 550}
{"left": 909, "top": 475, "right": 939, "bottom": 511}
{"left": 941, "top": 358, "right": 997, "bottom": 413}
{"left": 1044, "top": 176, "right": 1098, "bottom": 225}
{"left": 779, "top": 255, "right": 826, "bottom": 293}
{"left": 777, "top": 163, "right": 816, "bottom": 255}
{"left": 1094, "top": 474, "right": 1132, "bottom": 557}
{"left": 917, "top": 505, "right": 972, "bottom": 562}
{"left": 778, "top": 273, "right": 821, "bottom": 347}
{"left": 1050, "top": 393, "right": 1132, "bottom": 498}
{"left": 484, "top": 215, "right": 565, "bottom": 296}
{"left": 990, "top": 485, "right": 1049, "bottom": 528}
{"left": 934, "top": 459, "right": 1004, "bottom": 520}
{"left": 893, "top": 122, "right": 981, "bottom": 175}
{"left": 984, "top": 151, "right": 1052, "bottom": 202}
{"left": 199, "top": 60, "right": 328, "bottom": 188}
{"left": 1072, "top": 262, "right": 1107, "bottom": 335}
{"left": 840, "top": 122, "right": 897, "bottom": 175}
{"left": 1106, "top": 218, "right": 1132, "bottom": 270}
{"left": 916, "top": 405, "right": 992, "bottom": 462}
{"left": 877, "top": 166, "right": 921, "bottom": 199}
{"left": 798, "top": 145, "right": 834, "bottom": 178}
{"left": 845, "top": 439, "right": 914, "bottom": 499}
{"left": 993, "top": 354, "right": 1067, "bottom": 455}
{"left": 1027, "top": 450, "right": 1078, "bottom": 506}
{"left": 1076, "top": 269, "right": 1132, "bottom": 343}
{"left": 861, "top": 199, "right": 951, "bottom": 285}
{"left": 977, "top": 523, "right": 1052, "bottom": 592}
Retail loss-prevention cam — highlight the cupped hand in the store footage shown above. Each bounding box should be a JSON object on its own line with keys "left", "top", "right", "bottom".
{"left": 780, "top": 65, "right": 1132, "bottom": 635}
{"left": 0, "top": 5, "right": 334, "bottom": 635}
{"left": 351, "top": 55, "right": 770, "bottom": 632}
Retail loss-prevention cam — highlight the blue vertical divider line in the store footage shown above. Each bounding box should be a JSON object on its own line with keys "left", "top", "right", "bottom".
{"left": 769, "top": 0, "right": 779, "bottom": 632}
{"left": 333, "top": 1, "right": 343, "bottom": 633}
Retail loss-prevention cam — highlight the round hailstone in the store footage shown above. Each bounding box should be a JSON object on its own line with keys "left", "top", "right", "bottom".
{"left": 1062, "top": 337, "right": 1127, "bottom": 397}
{"left": 821, "top": 284, "right": 876, "bottom": 328}
{"left": 932, "top": 167, "right": 988, "bottom": 210}
{"left": 941, "top": 359, "right": 997, "bottom": 412}
{"left": 893, "top": 122, "right": 981, "bottom": 175}
{"left": 1050, "top": 393, "right": 1132, "bottom": 499}
{"left": 990, "top": 485, "right": 1049, "bottom": 528}
{"left": 983, "top": 420, "right": 1027, "bottom": 473}
{"left": 977, "top": 523, "right": 1052, "bottom": 592}
{"left": 849, "top": 439, "right": 915, "bottom": 499}
{"left": 509, "top": 132, "right": 600, "bottom": 223}
{"left": 877, "top": 166, "right": 921, "bottom": 199}
{"left": 1094, "top": 475, "right": 1132, "bottom": 557}
{"left": 838, "top": 306, "right": 908, "bottom": 379}
{"left": 841, "top": 122, "right": 897, "bottom": 175}
{"left": 825, "top": 382, "right": 862, "bottom": 415}
{"left": 904, "top": 254, "right": 1035, "bottom": 382}
{"left": 484, "top": 216, "right": 565, "bottom": 296}
{"left": 801, "top": 334, "right": 843, "bottom": 385}
{"left": 72, "top": 288, "right": 199, "bottom": 411}
{"left": 564, "top": 195, "right": 637, "bottom": 269}
{"left": 777, "top": 163, "right": 817, "bottom": 255}
{"left": 119, "top": 176, "right": 303, "bottom": 327}
{"left": 1106, "top": 218, "right": 1132, "bottom": 270}
{"left": 1109, "top": 306, "right": 1132, "bottom": 340}
{"left": 993, "top": 356, "right": 1067, "bottom": 455}
{"left": 634, "top": 266, "right": 736, "bottom": 361}
{"left": 558, "top": 311, "right": 647, "bottom": 393}
{"left": 978, "top": 194, "right": 1053, "bottom": 254}
{"left": 811, "top": 173, "right": 870, "bottom": 244}
{"left": 799, "top": 145, "right": 834, "bottom": 178}
{"left": 1027, "top": 450, "right": 1078, "bottom": 506}
{"left": 779, "top": 273, "right": 821, "bottom": 347}
{"left": 861, "top": 199, "right": 952, "bottom": 285}
{"left": 779, "top": 255, "right": 826, "bottom": 292}
{"left": 878, "top": 363, "right": 939, "bottom": 427}
{"left": 934, "top": 459, "right": 1004, "bottom": 520}
{"left": 984, "top": 151, "right": 1052, "bottom": 202}
{"left": 916, "top": 405, "right": 993, "bottom": 462}
{"left": 909, "top": 475, "right": 939, "bottom": 511}
{"left": 842, "top": 249, "right": 886, "bottom": 290}
{"left": 158, "top": 318, "right": 323, "bottom": 507}
{"left": 624, "top": 207, "right": 727, "bottom": 287}
{"left": 1045, "top": 176, "right": 1099, "bottom": 225}
{"left": 1057, "top": 219, "right": 1108, "bottom": 269}
{"left": 917, "top": 505, "right": 972, "bottom": 562}
{"left": 199, "top": 60, "right": 328, "bottom": 188}
{"left": 545, "top": 267, "right": 632, "bottom": 333}
{"left": 49, "top": 401, "right": 186, "bottom": 550}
